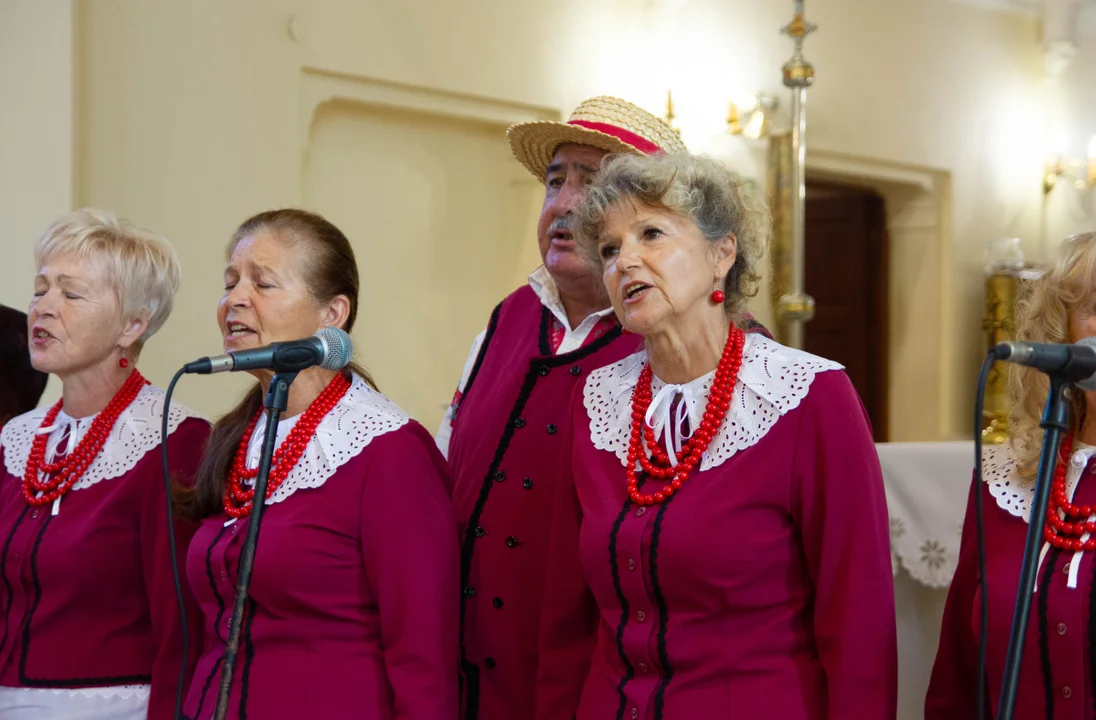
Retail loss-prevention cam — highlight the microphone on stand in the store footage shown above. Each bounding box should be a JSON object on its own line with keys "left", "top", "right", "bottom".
{"left": 183, "top": 326, "right": 354, "bottom": 374}
{"left": 180, "top": 324, "right": 354, "bottom": 720}
{"left": 985, "top": 335, "right": 1096, "bottom": 720}
{"left": 993, "top": 337, "right": 1096, "bottom": 390}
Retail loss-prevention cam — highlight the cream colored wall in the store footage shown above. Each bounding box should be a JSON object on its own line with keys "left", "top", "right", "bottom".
{"left": 73, "top": 0, "right": 309, "bottom": 415}
{"left": 1043, "top": 22, "right": 1096, "bottom": 250}
{"left": 0, "top": 0, "right": 75, "bottom": 405}
{"left": 303, "top": 102, "right": 542, "bottom": 425}
{"left": 0, "top": 0, "right": 1075, "bottom": 439}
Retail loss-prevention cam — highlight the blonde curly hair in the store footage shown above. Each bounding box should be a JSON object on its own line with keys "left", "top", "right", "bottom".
{"left": 1010, "top": 232, "right": 1096, "bottom": 482}
{"left": 572, "top": 152, "right": 770, "bottom": 321}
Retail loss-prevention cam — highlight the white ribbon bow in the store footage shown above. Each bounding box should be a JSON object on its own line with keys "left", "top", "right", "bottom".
{"left": 31, "top": 412, "right": 91, "bottom": 515}
{"left": 644, "top": 382, "right": 701, "bottom": 466}
{"left": 33, "top": 413, "right": 87, "bottom": 464}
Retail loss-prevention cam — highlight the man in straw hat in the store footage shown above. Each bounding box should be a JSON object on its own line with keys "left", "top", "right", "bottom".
{"left": 441, "top": 95, "right": 773, "bottom": 719}
{"left": 436, "top": 96, "right": 680, "bottom": 720}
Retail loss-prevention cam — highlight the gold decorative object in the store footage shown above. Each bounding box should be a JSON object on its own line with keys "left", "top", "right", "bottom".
{"left": 981, "top": 238, "right": 1039, "bottom": 444}
{"left": 663, "top": 90, "right": 682, "bottom": 135}
{"left": 982, "top": 274, "right": 1018, "bottom": 444}
{"left": 768, "top": 132, "right": 793, "bottom": 343}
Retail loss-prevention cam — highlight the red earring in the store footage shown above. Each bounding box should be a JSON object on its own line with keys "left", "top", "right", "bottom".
{"left": 119, "top": 349, "right": 129, "bottom": 369}
{"left": 710, "top": 289, "right": 726, "bottom": 304}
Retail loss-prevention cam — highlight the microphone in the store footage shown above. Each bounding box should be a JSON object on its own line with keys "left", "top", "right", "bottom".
{"left": 184, "top": 326, "right": 354, "bottom": 375}
{"left": 993, "top": 337, "right": 1096, "bottom": 391}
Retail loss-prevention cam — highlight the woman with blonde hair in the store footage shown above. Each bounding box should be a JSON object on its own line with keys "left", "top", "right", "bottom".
{"left": 928, "top": 231, "right": 1096, "bottom": 718}
{"left": 0, "top": 208, "right": 207, "bottom": 719}
{"left": 534, "top": 153, "right": 896, "bottom": 720}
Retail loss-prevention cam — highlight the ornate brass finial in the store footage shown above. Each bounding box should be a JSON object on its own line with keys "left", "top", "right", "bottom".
{"left": 782, "top": 1, "right": 817, "bottom": 89}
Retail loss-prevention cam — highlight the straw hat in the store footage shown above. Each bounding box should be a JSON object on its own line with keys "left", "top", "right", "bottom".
{"left": 507, "top": 96, "right": 688, "bottom": 180}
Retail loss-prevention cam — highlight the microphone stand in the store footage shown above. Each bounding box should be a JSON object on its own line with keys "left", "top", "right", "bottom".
{"left": 213, "top": 370, "right": 298, "bottom": 720}
{"left": 997, "top": 375, "right": 1070, "bottom": 719}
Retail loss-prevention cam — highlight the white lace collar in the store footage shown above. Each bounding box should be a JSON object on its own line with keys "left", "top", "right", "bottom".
{"left": 1, "top": 383, "right": 203, "bottom": 492}
{"left": 240, "top": 374, "right": 409, "bottom": 507}
{"left": 584, "top": 333, "right": 843, "bottom": 471}
{"left": 982, "top": 441, "right": 1096, "bottom": 521}
{"left": 983, "top": 440, "right": 1096, "bottom": 589}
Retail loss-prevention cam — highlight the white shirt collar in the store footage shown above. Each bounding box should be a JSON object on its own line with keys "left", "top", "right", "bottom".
{"left": 527, "top": 265, "right": 615, "bottom": 335}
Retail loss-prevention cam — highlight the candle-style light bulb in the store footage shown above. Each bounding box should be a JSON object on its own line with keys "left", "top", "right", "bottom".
{"left": 1087, "top": 135, "right": 1096, "bottom": 186}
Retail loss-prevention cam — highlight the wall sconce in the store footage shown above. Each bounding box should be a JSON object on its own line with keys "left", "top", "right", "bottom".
{"left": 728, "top": 94, "right": 778, "bottom": 139}
{"left": 1044, "top": 136, "right": 1096, "bottom": 194}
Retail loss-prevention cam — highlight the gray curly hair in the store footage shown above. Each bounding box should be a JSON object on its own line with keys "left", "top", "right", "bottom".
{"left": 572, "top": 152, "right": 770, "bottom": 319}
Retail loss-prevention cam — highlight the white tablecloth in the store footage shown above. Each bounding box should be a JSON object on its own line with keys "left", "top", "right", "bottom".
{"left": 876, "top": 441, "right": 973, "bottom": 720}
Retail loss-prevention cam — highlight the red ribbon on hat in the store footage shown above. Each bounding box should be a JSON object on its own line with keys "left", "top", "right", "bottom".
{"left": 568, "top": 120, "right": 663, "bottom": 155}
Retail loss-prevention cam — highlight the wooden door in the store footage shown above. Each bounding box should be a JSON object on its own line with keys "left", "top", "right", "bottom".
{"left": 803, "top": 182, "right": 889, "bottom": 440}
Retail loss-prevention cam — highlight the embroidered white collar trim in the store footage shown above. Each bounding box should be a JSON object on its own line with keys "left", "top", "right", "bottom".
{"left": 981, "top": 441, "right": 1096, "bottom": 521}
{"left": 584, "top": 333, "right": 844, "bottom": 471}
{"left": 2, "top": 384, "right": 203, "bottom": 491}
{"left": 242, "top": 374, "right": 410, "bottom": 506}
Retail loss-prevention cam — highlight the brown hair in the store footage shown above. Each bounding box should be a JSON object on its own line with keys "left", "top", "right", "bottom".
{"left": 179, "top": 209, "right": 375, "bottom": 520}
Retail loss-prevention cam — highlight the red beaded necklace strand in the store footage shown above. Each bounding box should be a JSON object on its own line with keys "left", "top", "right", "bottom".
{"left": 23, "top": 369, "right": 148, "bottom": 507}
{"left": 1043, "top": 431, "right": 1096, "bottom": 552}
{"left": 223, "top": 372, "right": 351, "bottom": 519}
{"left": 626, "top": 324, "right": 745, "bottom": 506}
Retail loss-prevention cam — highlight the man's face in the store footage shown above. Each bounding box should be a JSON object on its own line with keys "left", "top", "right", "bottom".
{"left": 536, "top": 143, "right": 610, "bottom": 288}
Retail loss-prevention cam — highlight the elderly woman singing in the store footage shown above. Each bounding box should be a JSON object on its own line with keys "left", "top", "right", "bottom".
{"left": 0, "top": 209, "right": 208, "bottom": 719}
{"left": 181, "top": 209, "right": 459, "bottom": 720}
{"left": 534, "top": 154, "right": 897, "bottom": 720}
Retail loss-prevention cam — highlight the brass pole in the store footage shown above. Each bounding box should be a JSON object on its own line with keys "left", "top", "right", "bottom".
{"left": 776, "top": 1, "right": 817, "bottom": 348}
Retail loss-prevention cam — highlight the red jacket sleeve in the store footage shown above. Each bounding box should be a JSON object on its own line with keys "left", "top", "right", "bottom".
{"left": 360, "top": 422, "right": 460, "bottom": 720}
{"left": 790, "top": 371, "right": 898, "bottom": 720}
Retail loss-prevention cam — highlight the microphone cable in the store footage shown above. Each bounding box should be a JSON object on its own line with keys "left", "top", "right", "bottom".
{"left": 161, "top": 366, "right": 190, "bottom": 720}
{"left": 973, "top": 351, "right": 995, "bottom": 720}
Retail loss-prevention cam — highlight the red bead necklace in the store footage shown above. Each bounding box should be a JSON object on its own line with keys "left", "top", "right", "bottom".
{"left": 1043, "top": 431, "right": 1096, "bottom": 552}
{"left": 223, "top": 372, "right": 351, "bottom": 519}
{"left": 23, "top": 369, "right": 148, "bottom": 507}
{"left": 626, "top": 324, "right": 745, "bottom": 506}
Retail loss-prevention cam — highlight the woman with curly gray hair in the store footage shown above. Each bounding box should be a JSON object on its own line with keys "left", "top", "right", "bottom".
{"left": 535, "top": 153, "right": 896, "bottom": 720}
